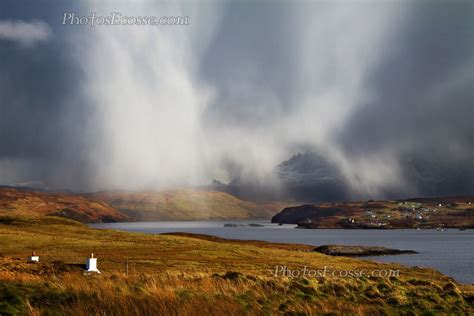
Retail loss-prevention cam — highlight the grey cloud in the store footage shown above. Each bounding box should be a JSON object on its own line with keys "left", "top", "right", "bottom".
{"left": 0, "top": 20, "right": 51, "bottom": 45}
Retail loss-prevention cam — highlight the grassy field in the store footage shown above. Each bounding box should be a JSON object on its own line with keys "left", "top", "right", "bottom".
{"left": 0, "top": 216, "right": 473, "bottom": 315}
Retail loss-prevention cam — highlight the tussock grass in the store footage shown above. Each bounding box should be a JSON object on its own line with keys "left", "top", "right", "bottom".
{"left": 1, "top": 270, "right": 471, "bottom": 315}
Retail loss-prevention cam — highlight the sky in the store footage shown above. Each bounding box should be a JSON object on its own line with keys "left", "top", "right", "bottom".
{"left": 0, "top": 0, "right": 473, "bottom": 199}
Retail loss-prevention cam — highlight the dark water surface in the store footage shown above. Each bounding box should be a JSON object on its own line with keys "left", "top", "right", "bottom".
{"left": 91, "top": 221, "right": 474, "bottom": 284}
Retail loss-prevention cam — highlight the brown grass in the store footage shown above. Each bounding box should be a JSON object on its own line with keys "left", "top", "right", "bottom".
{"left": 3, "top": 266, "right": 471, "bottom": 315}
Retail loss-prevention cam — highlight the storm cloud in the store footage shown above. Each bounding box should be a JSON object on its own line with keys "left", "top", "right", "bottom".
{"left": 0, "top": 0, "right": 472, "bottom": 200}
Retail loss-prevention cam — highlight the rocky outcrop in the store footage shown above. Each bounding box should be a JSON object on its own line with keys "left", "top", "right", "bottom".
{"left": 313, "top": 245, "right": 417, "bottom": 257}
{"left": 271, "top": 205, "right": 346, "bottom": 224}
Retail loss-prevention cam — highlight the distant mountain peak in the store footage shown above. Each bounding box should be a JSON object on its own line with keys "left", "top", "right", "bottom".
{"left": 210, "top": 179, "right": 227, "bottom": 186}
{"left": 277, "top": 151, "right": 339, "bottom": 175}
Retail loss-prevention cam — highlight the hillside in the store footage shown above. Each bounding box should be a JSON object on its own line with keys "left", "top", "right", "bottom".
{"left": 86, "top": 189, "right": 289, "bottom": 221}
{"left": 0, "top": 187, "right": 128, "bottom": 223}
{"left": 0, "top": 187, "right": 290, "bottom": 223}
{"left": 0, "top": 215, "right": 472, "bottom": 314}
{"left": 272, "top": 196, "right": 474, "bottom": 228}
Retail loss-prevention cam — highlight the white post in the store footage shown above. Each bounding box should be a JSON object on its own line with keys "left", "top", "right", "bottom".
{"left": 85, "top": 252, "right": 101, "bottom": 273}
{"left": 29, "top": 251, "right": 39, "bottom": 263}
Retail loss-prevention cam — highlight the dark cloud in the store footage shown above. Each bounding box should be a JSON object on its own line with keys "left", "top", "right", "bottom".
{"left": 335, "top": 0, "right": 474, "bottom": 197}
{"left": 0, "top": 1, "right": 91, "bottom": 188}
{"left": 340, "top": 1, "right": 474, "bottom": 151}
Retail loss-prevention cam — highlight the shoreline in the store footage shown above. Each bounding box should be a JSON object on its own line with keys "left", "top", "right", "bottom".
{"left": 90, "top": 219, "right": 471, "bottom": 230}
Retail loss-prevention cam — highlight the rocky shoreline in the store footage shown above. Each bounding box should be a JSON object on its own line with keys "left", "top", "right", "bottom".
{"left": 271, "top": 197, "right": 474, "bottom": 229}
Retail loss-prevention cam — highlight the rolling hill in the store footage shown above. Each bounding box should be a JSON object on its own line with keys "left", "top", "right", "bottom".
{"left": 86, "top": 189, "right": 290, "bottom": 221}
{"left": 0, "top": 187, "right": 291, "bottom": 222}
{"left": 0, "top": 187, "right": 128, "bottom": 223}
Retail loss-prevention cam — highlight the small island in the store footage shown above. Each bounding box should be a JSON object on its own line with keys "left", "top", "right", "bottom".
{"left": 313, "top": 245, "right": 418, "bottom": 257}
